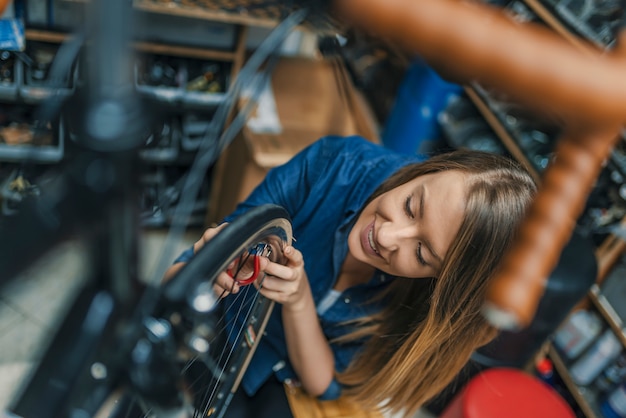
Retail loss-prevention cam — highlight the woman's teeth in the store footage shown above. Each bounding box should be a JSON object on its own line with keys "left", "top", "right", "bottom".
{"left": 368, "top": 228, "right": 379, "bottom": 254}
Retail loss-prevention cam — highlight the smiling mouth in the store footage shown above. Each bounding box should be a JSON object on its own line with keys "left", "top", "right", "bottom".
{"left": 368, "top": 225, "right": 380, "bottom": 255}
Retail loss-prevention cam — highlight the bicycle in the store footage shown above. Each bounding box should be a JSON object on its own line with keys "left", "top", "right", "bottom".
{"left": 0, "top": 0, "right": 305, "bottom": 416}
{"left": 5, "top": 203, "right": 292, "bottom": 418}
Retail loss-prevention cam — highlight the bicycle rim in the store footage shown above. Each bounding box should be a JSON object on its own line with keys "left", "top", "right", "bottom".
{"left": 158, "top": 204, "right": 293, "bottom": 418}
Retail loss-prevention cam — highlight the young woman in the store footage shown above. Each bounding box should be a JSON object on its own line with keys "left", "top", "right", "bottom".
{"left": 165, "top": 135, "right": 537, "bottom": 417}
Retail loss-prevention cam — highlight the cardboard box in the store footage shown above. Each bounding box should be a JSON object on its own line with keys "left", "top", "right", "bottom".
{"left": 206, "top": 56, "right": 380, "bottom": 225}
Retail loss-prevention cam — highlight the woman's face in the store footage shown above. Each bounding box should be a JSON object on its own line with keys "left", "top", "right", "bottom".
{"left": 348, "top": 170, "right": 467, "bottom": 279}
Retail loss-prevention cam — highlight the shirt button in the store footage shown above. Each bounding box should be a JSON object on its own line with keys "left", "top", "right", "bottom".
{"left": 379, "top": 274, "right": 386, "bottom": 282}
{"left": 344, "top": 297, "right": 351, "bottom": 304}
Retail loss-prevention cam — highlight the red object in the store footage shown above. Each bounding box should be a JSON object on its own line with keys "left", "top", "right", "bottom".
{"left": 227, "top": 254, "right": 261, "bottom": 286}
{"left": 536, "top": 358, "right": 554, "bottom": 375}
{"left": 440, "top": 368, "right": 575, "bottom": 418}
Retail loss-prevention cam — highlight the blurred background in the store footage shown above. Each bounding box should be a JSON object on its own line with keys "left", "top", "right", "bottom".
{"left": 1, "top": 0, "right": 626, "bottom": 417}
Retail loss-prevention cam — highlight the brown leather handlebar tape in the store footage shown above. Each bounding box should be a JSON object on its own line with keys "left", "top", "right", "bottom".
{"left": 484, "top": 129, "right": 621, "bottom": 329}
{"left": 0, "top": 1, "right": 9, "bottom": 16}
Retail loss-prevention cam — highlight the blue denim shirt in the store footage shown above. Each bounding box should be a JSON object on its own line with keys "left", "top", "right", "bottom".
{"left": 174, "top": 135, "right": 424, "bottom": 399}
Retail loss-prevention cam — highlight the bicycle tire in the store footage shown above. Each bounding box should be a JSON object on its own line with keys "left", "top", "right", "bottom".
{"left": 163, "top": 204, "right": 292, "bottom": 304}
{"left": 158, "top": 203, "right": 293, "bottom": 418}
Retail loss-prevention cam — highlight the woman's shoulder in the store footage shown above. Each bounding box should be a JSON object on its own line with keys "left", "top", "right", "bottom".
{"left": 309, "top": 135, "right": 405, "bottom": 165}
{"left": 311, "top": 135, "right": 425, "bottom": 167}
{"left": 314, "top": 135, "right": 381, "bottom": 155}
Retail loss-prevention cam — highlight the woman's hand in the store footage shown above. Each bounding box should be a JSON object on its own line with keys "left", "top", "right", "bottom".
{"left": 192, "top": 223, "right": 248, "bottom": 298}
{"left": 193, "top": 222, "right": 229, "bottom": 254}
{"left": 255, "top": 246, "right": 313, "bottom": 312}
{"left": 163, "top": 223, "right": 235, "bottom": 285}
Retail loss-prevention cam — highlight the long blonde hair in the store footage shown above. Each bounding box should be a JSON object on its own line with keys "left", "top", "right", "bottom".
{"left": 337, "top": 149, "right": 537, "bottom": 416}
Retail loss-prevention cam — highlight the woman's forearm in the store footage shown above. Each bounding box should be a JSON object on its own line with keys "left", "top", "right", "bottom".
{"left": 282, "top": 289, "right": 336, "bottom": 397}
{"left": 163, "top": 262, "right": 186, "bottom": 283}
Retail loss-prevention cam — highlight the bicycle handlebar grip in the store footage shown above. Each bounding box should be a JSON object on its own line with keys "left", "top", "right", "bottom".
{"left": 335, "top": 0, "right": 626, "bottom": 129}
{"left": 483, "top": 129, "right": 622, "bottom": 329}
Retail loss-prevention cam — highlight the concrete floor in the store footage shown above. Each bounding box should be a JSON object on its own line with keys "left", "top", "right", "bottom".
{"left": 0, "top": 240, "right": 88, "bottom": 411}
{"left": 0, "top": 228, "right": 436, "bottom": 418}
{"left": 0, "top": 229, "right": 199, "bottom": 414}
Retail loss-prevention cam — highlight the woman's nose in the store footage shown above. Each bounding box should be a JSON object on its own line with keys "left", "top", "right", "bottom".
{"left": 377, "top": 221, "right": 416, "bottom": 250}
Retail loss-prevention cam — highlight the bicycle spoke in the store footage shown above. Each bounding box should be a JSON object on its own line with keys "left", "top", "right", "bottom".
{"left": 189, "top": 249, "right": 271, "bottom": 416}
{"left": 199, "top": 286, "right": 263, "bottom": 417}
{"left": 150, "top": 211, "right": 292, "bottom": 418}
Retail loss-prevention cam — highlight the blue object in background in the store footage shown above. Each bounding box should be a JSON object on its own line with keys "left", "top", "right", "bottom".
{"left": 0, "top": 19, "right": 24, "bottom": 50}
{"left": 0, "top": 0, "right": 25, "bottom": 51}
{"left": 601, "top": 384, "right": 626, "bottom": 418}
{"left": 382, "top": 58, "right": 462, "bottom": 155}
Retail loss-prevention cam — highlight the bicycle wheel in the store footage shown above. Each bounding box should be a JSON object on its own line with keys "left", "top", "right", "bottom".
{"left": 145, "top": 203, "right": 292, "bottom": 418}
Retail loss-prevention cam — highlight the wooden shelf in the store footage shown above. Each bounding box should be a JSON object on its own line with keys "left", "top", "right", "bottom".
{"left": 585, "top": 222, "right": 626, "bottom": 345}
{"left": 464, "top": 86, "right": 541, "bottom": 184}
{"left": 61, "top": 0, "right": 280, "bottom": 28}
{"left": 521, "top": 0, "right": 598, "bottom": 53}
{"left": 548, "top": 345, "right": 603, "bottom": 418}
{"left": 25, "top": 29, "right": 238, "bottom": 62}
{"left": 23, "top": 29, "right": 71, "bottom": 44}
{"left": 588, "top": 286, "right": 626, "bottom": 348}
{"left": 133, "top": 41, "right": 236, "bottom": 62}
{"left": 595, "top": 218, "right": 626, "bottom": 285}
{"left": 522, "top": 0, "right": 614, "bottom": 50}
{"left": 132, "top": 0, "right": 279, "bottom": 28}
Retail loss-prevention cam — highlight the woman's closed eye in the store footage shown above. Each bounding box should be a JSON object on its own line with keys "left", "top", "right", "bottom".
{"left": 405, "top": 194, "right": 429, "bottom": 267}
{"left": 404, "top": 195, "right": 414, "bottom": 219}
{"left": 417, "top": 242, "right": 427, "bottom": 266}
